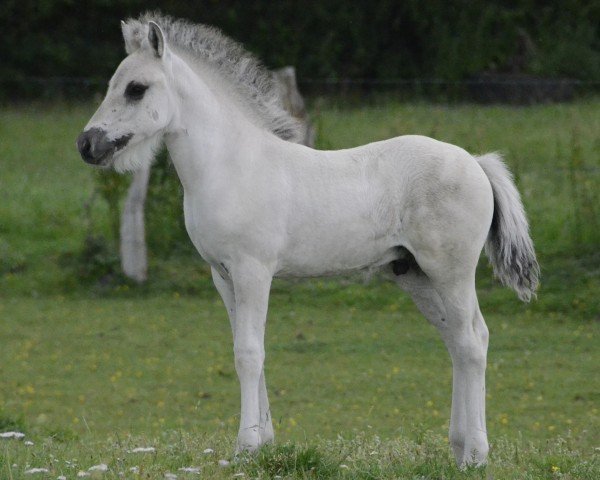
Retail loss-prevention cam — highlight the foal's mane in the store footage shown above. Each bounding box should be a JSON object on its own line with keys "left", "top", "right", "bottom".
{"left": 125, "top": 12, "right": 302, "bottom": 142}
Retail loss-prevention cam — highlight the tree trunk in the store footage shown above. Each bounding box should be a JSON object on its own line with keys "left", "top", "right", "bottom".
{"left": 120, "top": 164, "right": 150, "bottom": 282}
{"left": 274, "top": 66, "right": 315, "bottom": 147}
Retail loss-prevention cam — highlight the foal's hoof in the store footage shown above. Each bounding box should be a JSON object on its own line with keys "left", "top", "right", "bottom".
{"left": 458, "top": 447, "right": 489, "bottom": 469}
{"left": 235, "top": 429, "right": 261, "bottom": 456}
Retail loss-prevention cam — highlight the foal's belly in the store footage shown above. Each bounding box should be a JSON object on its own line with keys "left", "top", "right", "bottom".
{"left": 274, "top": 182, "right": 406, "bottom": 277}
{"left": 274, "top": 231, "right": 403, "bottom": 278}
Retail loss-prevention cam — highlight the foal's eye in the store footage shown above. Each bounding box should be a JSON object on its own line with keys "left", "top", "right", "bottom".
{"left": 124, "top": 82, "right": 149, "bottom": 101}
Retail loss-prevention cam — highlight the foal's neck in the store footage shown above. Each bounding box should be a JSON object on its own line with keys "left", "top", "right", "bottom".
{"left": 164, "top": 54, "right": 270, "bottom": 193}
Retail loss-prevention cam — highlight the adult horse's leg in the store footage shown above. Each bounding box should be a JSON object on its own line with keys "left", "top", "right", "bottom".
{"left": 226, "top": 260, "right": 272, "bottom": 453}
{"left": 211, "top": 267, "right": 274, "bottom": 446}
{"left": 394, "top": 263, "right": 488, "bottom": 466}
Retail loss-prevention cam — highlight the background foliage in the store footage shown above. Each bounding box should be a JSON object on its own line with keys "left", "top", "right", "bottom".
{"left": 1, "top": 0, "right": 599, "bottom": 100}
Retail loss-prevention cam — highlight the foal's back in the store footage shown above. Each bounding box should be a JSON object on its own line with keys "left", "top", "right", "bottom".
{"left": 271, "top": 134, "right": 492, "bottom": 278}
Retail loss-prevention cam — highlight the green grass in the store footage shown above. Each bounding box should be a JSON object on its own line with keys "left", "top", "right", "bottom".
{"left": 1, "top": 295, "right": 598, "bottom": 478}
{"left": 2, "top": 432, "right": 598, "bottom": 479}
{"left": 0, "top": 100, "right": 599, "bottom": 478}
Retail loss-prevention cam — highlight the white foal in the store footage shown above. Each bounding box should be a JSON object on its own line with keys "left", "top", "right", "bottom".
{"left": 76, "top": 14, "right": 539, "bottom": 467}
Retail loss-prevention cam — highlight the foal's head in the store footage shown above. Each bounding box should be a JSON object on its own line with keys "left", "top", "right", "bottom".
{"left": 76, "top": 22, "right": 176, "bottom": 172}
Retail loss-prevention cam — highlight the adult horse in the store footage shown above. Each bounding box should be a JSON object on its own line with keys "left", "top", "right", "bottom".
{"left": 76, "top": 14, "right": 539, "bottom": 467}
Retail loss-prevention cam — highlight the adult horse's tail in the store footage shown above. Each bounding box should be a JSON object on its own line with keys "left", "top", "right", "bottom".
{"left": 477, "top": 153, "right": 540, "bottom": 301}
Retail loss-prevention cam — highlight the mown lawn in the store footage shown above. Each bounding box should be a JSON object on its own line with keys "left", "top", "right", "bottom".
{"left": 0, "top": 100, "right": 598, "bottom": 478}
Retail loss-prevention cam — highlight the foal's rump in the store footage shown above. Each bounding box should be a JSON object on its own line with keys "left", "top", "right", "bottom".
{"left": 385, "top": 136, "right": 496, "bottom": 273}
{"left": 384, "top": 137, "right": 538, "bottom": 301}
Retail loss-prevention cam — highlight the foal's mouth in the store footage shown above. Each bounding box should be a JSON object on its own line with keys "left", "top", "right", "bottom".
{"left": 76, "top": 129, "right": 133, "bottom": 167}
{"left": 88, "top": 149, "right": 116, "bottom": 168}
{"left": 113, "top": 133, "right": 134, "bottom": 151}
{"left": 94, "top": 134, "right": 135, "bottom": 167}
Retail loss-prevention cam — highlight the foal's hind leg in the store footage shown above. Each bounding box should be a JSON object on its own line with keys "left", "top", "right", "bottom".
{"left": 433, "top": 276, "right": 489, "bottom": 467}
{"left": 392, "top": 265, "right": 467, "bottom": 461}
{"left": 392, "top": 260, "right": 447, "bottom": 329}
{"left": 393, "top": 260, "right": 489, "bottom": 466}
{"left": 211, "top": 267, "right": 274, "bottom": 447}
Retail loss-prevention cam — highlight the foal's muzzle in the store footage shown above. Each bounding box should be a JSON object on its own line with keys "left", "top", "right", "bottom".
{"left": 76, "top": 128, "right": 132, "bottom": 165}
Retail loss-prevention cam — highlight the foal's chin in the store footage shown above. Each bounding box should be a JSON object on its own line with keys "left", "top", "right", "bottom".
{"left": 112, "top": 134, "right": 163, "bottom": 173}
{"left": 82, "top": 151, "right": 116, "bottom": 170}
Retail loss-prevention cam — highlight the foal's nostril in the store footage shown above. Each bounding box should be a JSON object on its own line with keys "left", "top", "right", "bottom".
{"left": 76, "top": 128, "right": 112, "bottom": 164}
{"left": 76, "top": 131, "right": 93, "bottom": 161}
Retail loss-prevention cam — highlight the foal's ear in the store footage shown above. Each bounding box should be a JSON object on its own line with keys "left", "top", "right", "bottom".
{"left": 121, "top": 20, "right": 144, "bottom": 54}
{"left": 148, "top": 21, "right": 167, "bottom": 58}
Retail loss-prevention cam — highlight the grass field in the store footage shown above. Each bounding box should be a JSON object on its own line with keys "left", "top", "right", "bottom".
{"left": 0, "top": 100, "right": 599, "bottom": 478}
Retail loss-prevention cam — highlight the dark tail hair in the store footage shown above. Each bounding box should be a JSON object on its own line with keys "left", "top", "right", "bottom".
{"left": 477, "top": 153, "right": 540, "bottom": 301}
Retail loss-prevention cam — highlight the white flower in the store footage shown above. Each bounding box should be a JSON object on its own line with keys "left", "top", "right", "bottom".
{"left": 129, "top": 447, "right": 156, "bottom": 453}
{"left": 202, "top": 448, "right": 214, "bottom": 454}
{"left": 24, "top": 468, "right": 49, "bottom": 474}
{"left": 165, "top": 474, "right": 178, "bottom": 480}
{"left": 129, "top": 466, "right": 139, "bottom": 474}
{"left": 340, "top": 464, "right": 349, "bottom": 469}
{"left": 178, "top": 467, "right": 200, "bottom": 474}
{"left": 218, "top": 459, "right": 230, "bottom": 467}
{"left": 24, "top": 441, "right": 34, "bottom": 446}
{"left": 77, "top": 472, "right": 90, "bottom": 478}
{"left": 88, "top": 463, "right": 108, "bottom": 472}
{"left": 58, "top": 476, "right": 67, "bottom": 480}
{"left": 0, "top": 431, "right": 26, "bottom": 439}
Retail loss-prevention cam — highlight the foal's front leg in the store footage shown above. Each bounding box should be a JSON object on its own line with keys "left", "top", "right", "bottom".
{"left": 211, "top": 268, "right": 274, "bottom": 445}
{"left": 226, "top": 261, "right": 272, "bottom": 453}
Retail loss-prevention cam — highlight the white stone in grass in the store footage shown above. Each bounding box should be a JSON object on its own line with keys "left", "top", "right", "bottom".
{"left": 340, "top": 464, "right": 349, "bottom": 469}
{"left": 165, "top": 474, "right": 178, "bottom": 480}
{"left": 77, "top": 472, "right": 90, "bottom": 478}
{"left": 178, "top": 466, "right": 200, "bottom": 474}
{"left": 218, "top": 459, "right": 230, "bottom": 467}
{"left": 129, "top": 447, "right": 156, "bottom": 453}
{"left": 24, "top": 468, "right": 49, "bottom": 474}
{"left": 1, "top": 431, "right": 26, "bottom": 439}
{"left": 88, "top": 463, "right": 108, "bottom": 472}
{"left": 202, "top": 448, "right": 214, "bottom": 454}
{"left": 24, "top": 440, "right": 34, "bottom": 446}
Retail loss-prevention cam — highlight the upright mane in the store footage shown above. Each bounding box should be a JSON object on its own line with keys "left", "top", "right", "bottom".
{"left": 123, "top": 12, "right": 303, "bottom": 143}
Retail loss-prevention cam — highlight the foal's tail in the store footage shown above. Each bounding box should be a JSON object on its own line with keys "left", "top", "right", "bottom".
{"left": 476, "top": 153, "right": 540, "bottom": 301}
